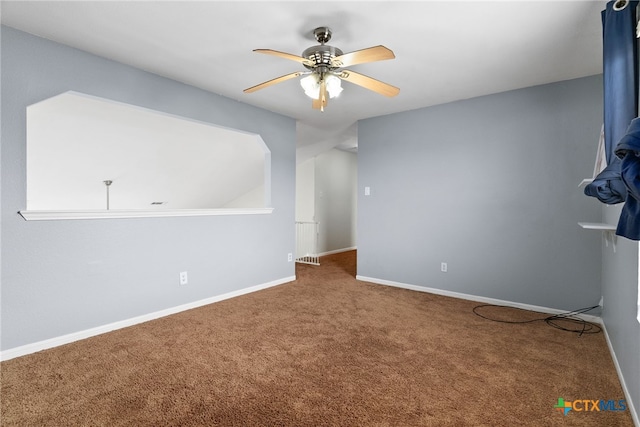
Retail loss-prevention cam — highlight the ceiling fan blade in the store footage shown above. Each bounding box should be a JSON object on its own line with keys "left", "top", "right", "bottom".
{"left": 312, "top": 79, "right": 328, "bottom": 111}
{"left": 253, "top": 49, "right": 314, "bottom": 66}
{"left": 312, "top": 98, "right": 323, "bottom": 110}
{"left": 331, "top": 45, "right": 395, "bottom": 68}
{"left": 338, "top": 70, "right": 400, "bottom": 97}
{"left": 243, "top": 71, "right": 302, "bottom": 93}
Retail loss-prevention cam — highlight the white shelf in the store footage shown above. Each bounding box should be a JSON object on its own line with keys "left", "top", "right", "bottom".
{"left": 18, "top": 207, "right": 274, "bottom": 221}
{"left": 578, "top": 178, "right": 594, "bottom": 189}
{"left": 578, "top": 222, "right": 616, "bottom": 231}
{"left": 578, "top": 222, "right": 617, "bottom": 252}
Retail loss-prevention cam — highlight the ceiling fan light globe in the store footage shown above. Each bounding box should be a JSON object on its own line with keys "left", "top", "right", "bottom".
{"left": 304, "top": 88, "right": 320, "bottom": 99}
{"left": 300, "top": 74, "right": 320, "bottom": 99}
{"left": 326, "top": 75, "right": 343, "bottom": 98}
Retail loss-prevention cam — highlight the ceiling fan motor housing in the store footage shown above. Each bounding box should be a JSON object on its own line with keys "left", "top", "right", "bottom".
{"left": 302, "top": 27, "right": 343, "bottom": 72}
{"left": 302, "top": 45, "right": 344, "bottom": 71}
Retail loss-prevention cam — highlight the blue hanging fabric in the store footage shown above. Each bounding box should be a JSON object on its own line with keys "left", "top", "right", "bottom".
{"left": 615, "top": 118, "right": 640, "bottom": 239}
{"left": 584, "top": 0, "right": 638, "bottom": 204}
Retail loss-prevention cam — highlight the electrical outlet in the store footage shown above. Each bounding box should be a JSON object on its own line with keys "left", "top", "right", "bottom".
{"left": 179, "top": 271, "right": 188, "bottom": 285}
{"left": 441, "top": 262, "right": 448, "bottom": 273}
{"left": 288, "top": 253, "right": 293, "bottom": 262}
{"left": 599, "top": 296, "right": 604, "bottom": 307}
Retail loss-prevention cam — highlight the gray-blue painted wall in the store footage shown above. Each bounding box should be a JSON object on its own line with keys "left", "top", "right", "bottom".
{"left": 358, "top": 76, "right": 604, "bottom": 310}
{"left": 1, "top": 26, "right": 296, "bottom": 351}
{"left": 602, "top": 204, "right": 639, "bottom": 422}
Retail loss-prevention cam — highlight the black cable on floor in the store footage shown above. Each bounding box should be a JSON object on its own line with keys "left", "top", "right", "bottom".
{"left": 472, "top": 304, "right": 602, "bottom": 336}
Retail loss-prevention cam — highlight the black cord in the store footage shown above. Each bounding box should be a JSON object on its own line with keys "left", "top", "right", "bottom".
{"left": 472, "top": 304, "right": 602, "bottom": 336}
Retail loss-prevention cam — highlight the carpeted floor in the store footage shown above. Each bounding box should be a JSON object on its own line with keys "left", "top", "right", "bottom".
{"left": 0, "top": 250, "right": 634, "bottom": 426}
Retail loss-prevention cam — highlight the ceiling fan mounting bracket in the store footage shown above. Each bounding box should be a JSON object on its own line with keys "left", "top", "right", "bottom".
{"left": 313, "top": 26, "right": 332, "bottom": 44}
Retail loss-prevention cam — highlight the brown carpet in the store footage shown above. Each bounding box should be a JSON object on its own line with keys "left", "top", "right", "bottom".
{"left": 0, "top": 251, "right": 633, "bottom": 426}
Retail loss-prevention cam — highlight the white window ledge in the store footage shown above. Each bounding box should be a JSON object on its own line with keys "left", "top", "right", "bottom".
{"left": 19, "top": 208, "right": 274, "bottom": 221}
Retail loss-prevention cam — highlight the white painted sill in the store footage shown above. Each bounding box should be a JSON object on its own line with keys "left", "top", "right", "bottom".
{"left": 19, "top": 208, "right": 274, "bottom": 221}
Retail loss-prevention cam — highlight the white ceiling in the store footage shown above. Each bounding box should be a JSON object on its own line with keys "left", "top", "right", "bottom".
{"left": 1, "top": 1, "right": 607, "bottom": 157}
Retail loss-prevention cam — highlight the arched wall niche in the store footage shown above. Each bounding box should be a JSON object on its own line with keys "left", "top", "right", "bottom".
{"left": 20, "top": 91, "right": 272, "bottom": 220}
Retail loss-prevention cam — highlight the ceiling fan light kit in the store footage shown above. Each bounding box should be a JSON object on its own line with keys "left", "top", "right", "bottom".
{"left": 244, "top": 26, "right": 399, "bottom": 112}
{"left": 300, "top": 74, "right": 343, "bottom": 100}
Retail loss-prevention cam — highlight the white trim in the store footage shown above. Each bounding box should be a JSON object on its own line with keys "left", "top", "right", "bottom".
{"left": 355, "top": 275, "right": 602, "bottom": 324}
{"left": 319, "top": 246, "right": 357, "bottom": 257}
{"left": 18, "top": 207, "right": 274, "bottom": 221}
{"left": 601, "top": 322, "right": 640, "bottom": 427}
{"left": 0, "top": 275, "right": 295, "bottom": 361}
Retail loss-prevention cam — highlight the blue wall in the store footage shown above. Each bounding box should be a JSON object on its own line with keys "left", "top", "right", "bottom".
{"left": 602, "top": 204, "right": 640, "bottom": 424}
{"left": 358, "top": 76, "right": 603, "bottom": 310}
{"left": 1, "top": 26, "right": 296, "bottom": 350}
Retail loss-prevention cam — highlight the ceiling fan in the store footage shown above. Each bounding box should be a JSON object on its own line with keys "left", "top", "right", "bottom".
{"left": 243, "top": 27, "right": 399, "bottom": 112}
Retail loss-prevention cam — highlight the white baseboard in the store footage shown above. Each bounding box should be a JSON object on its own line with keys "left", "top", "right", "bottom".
{"left": 319, "top": 246, "right": 357, "bottom": 257}
{"left": 355, "top": 275, "right": 602, "bottom": 324}
{"left": 601, "top": 322, "right": 640, "bottom": 427}
{"left": 0, "top": 275, "right": 296, "bottom": 361}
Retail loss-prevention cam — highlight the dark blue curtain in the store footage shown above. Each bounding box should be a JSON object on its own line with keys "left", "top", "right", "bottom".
{"left": 615, "top": 118, "right": 640, "bottom": 239}
{"left": 584, "top": 0, "right": 638, "bottom": 205}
